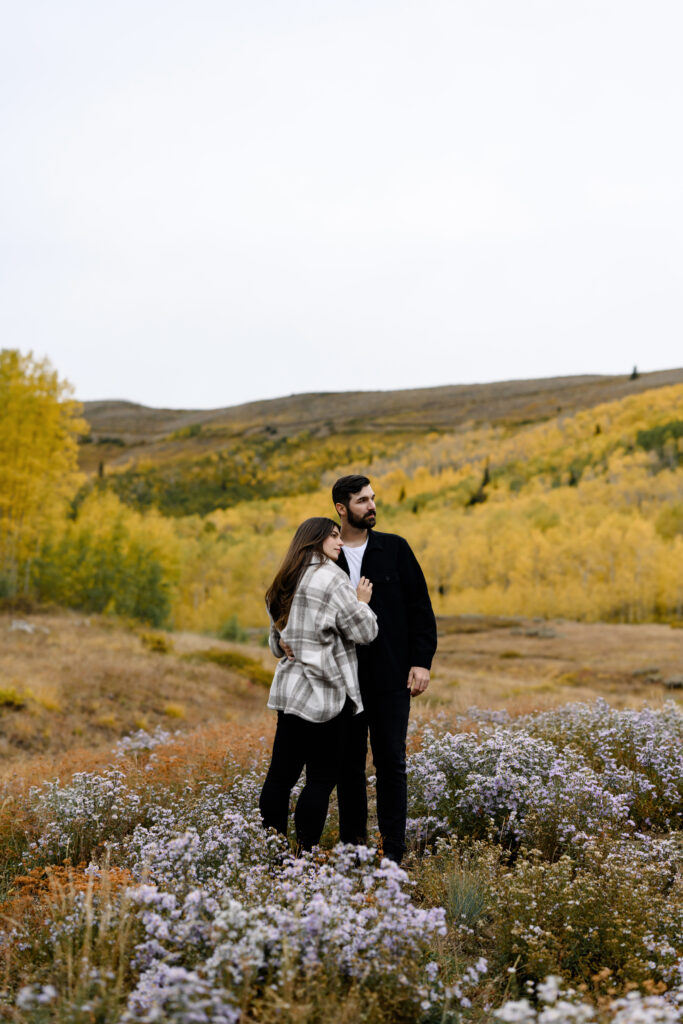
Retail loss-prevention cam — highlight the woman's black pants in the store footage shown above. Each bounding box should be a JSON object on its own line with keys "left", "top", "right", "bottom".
{"left": 259, "top": 702, "right": 350, "bottom": 850}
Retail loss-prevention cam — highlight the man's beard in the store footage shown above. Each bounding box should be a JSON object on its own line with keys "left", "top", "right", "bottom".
{"left": 347, "top": 507, "right": 376, "bottom": 530}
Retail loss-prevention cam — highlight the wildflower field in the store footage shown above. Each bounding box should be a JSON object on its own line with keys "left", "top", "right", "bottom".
{"left": 3, "top": 700, "right": 683, "bottom": 1023}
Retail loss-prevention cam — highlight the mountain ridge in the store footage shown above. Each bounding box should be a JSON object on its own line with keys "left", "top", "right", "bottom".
{"left": 81, "top": 368, "right": 683, "bottom": 448}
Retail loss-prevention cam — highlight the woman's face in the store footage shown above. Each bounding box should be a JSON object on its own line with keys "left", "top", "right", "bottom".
{"left": 322, "top": 526, "right": 343, "bottom": 561}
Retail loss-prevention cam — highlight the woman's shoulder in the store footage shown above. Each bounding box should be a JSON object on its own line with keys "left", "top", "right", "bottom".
{"left": 304, "top": 558, "right": 350, "bottom": 591}
{"left": 321, "top": 561, "right": 358, "bottom": 603}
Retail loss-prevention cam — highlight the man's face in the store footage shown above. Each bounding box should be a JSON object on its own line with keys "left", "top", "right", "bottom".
{"left": 343, "top": 485, "right": 376, "bottom": 530}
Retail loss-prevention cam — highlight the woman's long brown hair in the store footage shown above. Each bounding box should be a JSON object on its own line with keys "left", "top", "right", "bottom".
{"left": 265, "top": 517, "right": 339, "bottom": 630}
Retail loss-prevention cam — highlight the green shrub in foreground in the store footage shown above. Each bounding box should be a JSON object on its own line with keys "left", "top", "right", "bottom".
{"left": 493, "top": 838, "right": 683, "bottom": 993}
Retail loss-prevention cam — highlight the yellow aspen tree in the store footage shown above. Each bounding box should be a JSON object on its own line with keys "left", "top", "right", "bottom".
{"left": 0, "top": 349, "right": 88, "bottom": 593}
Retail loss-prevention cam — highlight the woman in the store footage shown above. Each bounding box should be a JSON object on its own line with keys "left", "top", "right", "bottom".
{"left": 259, "top": 517, "right": 377, "bottom": 851}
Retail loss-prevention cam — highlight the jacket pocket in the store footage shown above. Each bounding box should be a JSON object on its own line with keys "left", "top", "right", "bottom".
{"left": 376, "top": 570, "right": 400, "bottom": 585}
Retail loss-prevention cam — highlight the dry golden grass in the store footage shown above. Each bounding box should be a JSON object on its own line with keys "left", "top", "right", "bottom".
{"left": 0, "top": 862, "right": 134, "bottom": 929}
{"left": 0, "top": 610, "right": 273, "bottom": 762}
{"left": 425, "top": 615, "right": 683, "bottom": 717}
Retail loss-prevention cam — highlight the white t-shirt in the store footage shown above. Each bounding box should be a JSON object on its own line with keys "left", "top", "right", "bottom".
{"left": 343, "top": 539, "right": 368, "bottom": 589}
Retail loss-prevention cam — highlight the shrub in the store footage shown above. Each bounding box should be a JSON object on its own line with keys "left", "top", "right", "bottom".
{"left": 493, "top": 838, "right": 683, "bottom": 992}
{"left": 139, "top": 631, "right": 173, "bottom": 654}
{"left": 216, "top": 614, "right": 249, "bottom": 642}
{"left": 170, "top": 423, "right": 202, "bottom": 440}
{"left": 24, "top": 769, "right": 147, "bottom": 868}
{"left": 163, "top": 703, "right": 186, "bottom": 719}
{"left": 185, "top": 648, "right": 272, "bottom": 687}
{"left": 406, "top": 726, "right": 632, "bottom": 858}
{"left": 0, "top": 686, "right": 26, "bottom": 709}
{"left": 124, "top": 839, "right": 459, "bottom": 1023}
{"left": 517, "top": 700, "right": 683, "bottom": 829}
{"left": 117, "top": 768, "right": 480, "bottom": 1022}
{"left": 494, "top": 975, "right": 683, "bottom": 1023}
{"left": 636, "top": 420, "right": 683, "bottom": 464}
{"left": 113, "top": 726, "right": 180, "bottom": 758}
{"left": 414, "top": 838, "right": 499, "bottom": 946}
{"left": 34, "top": 529, "right": 171, "bottom": 626}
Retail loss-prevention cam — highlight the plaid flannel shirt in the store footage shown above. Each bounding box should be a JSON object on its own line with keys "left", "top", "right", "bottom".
{"left": 267, "top": 557, "right": 378, "bottom": 723}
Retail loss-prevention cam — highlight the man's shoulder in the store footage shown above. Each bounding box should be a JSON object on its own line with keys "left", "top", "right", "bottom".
{"left": 368, "top": 531, "right": 424, "bottom": 574}
{"left": 370, "top": 530, "right": 411, "bottom": 551}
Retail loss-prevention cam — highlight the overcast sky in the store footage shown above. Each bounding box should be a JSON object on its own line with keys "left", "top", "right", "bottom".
{"left": 2, "top": 1, "right": 682, "bottom": 409}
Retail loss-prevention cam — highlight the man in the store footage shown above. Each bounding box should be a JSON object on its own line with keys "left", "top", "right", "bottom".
{"left": 332, "top": 474, "right": 437, "bottom": 864}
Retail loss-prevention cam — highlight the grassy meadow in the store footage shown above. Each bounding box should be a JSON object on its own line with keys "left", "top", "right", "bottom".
{"left": 4, "top": 361, "right": 683, "bottom": 1021}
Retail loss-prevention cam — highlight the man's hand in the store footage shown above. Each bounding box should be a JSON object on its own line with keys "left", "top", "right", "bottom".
{"left": 407, "top": 666, "right": 430, "bottom": 696}
{"left": 280, "top": 640, "right": 295, "bottom": 661}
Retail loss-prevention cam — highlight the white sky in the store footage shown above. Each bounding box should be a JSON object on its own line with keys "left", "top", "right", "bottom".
{"left": 2, "top": 1, "right": 682, "bottom": 409}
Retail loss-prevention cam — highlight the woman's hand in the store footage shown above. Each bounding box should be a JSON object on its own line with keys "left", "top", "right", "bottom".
{"left": 280, "top": 640, "right": 295, "bottom": 661}
{"left": 357, "top": 576, "right": 373, "bottom": 603}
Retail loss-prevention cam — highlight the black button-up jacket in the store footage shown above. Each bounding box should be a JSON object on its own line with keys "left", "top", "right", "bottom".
{"left": 337, "top": 530, "right": 437, "bottom": 694}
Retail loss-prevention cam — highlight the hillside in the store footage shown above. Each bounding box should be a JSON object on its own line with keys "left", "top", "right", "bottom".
{"left": 75, "top": 369, "right": 683, "bottom": 520}
{"left": 80, "top": 368, "right": 683, "bottom": 469}
{"left": 8, "top": 364, "right": 683, "bottom": 632}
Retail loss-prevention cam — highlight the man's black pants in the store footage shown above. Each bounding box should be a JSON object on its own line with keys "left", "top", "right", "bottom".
{"left": 337, "top": 689, "right": 411, "bottom": 862}
{"left": 259, "top": 702, "right": 351, "bottom": 850}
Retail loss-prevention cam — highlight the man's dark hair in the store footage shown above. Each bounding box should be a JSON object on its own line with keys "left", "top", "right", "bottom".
{"left": 332, "top": 475, "right": 371, "bottom": 508}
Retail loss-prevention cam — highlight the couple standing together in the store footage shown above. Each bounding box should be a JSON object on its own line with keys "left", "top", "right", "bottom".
{"left": 259, "top": 475, "right": 437, "bottom": 864}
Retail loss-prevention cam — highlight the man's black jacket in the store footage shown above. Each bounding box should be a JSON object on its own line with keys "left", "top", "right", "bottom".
{"left": 337, "top": 530, "right": 437, "bottom": 695}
